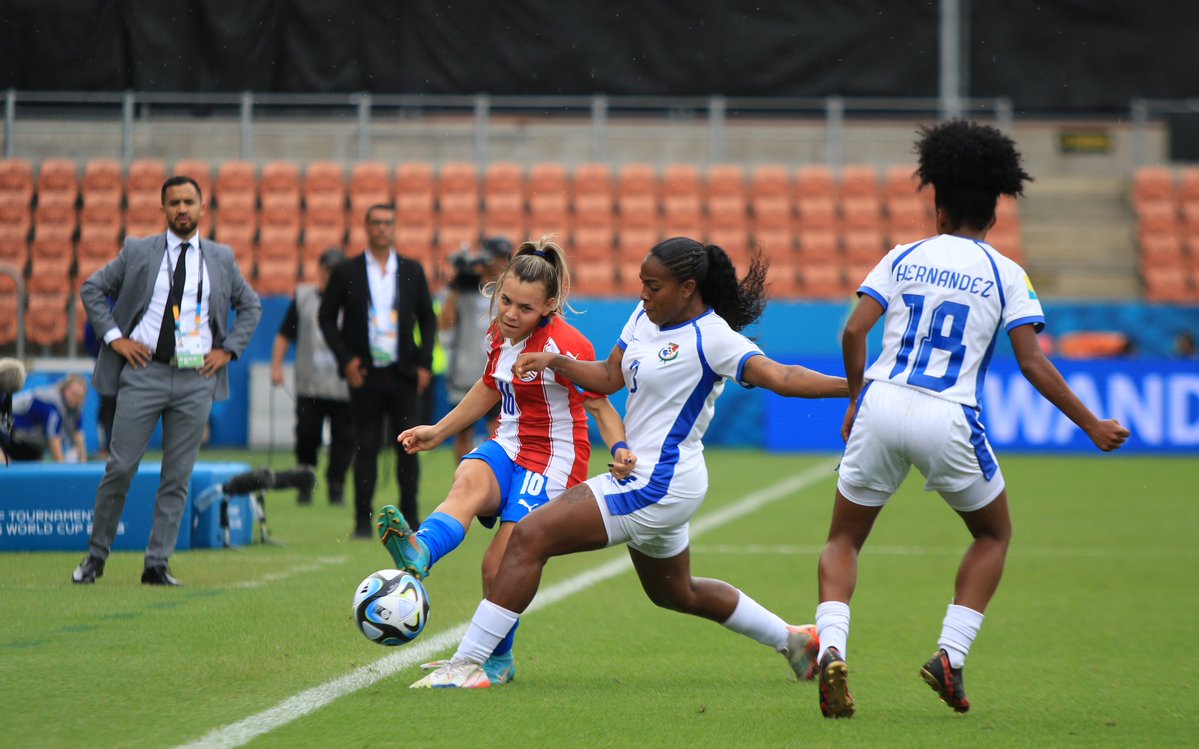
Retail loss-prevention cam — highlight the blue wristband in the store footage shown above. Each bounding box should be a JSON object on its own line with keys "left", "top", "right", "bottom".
{"left": 610, "top": 441, "right": 629, "bottom": 457}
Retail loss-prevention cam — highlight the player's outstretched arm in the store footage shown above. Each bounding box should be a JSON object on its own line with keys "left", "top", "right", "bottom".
{"left": 1010, "top": 324, "right": 1130, "bottom": 451}
{"left": 741, "top": 355, "right": 848, "bottom": 399}
{"left": 398, "top": 379, "right": 501, "bottom": 453}
{"left": 583, "top": 396, "right": 637, "bottom": 479}
{"left": 514, "top": 345, "right": 627, "bottom": 395}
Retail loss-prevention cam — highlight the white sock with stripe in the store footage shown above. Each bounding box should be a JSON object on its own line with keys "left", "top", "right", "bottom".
{"left": 455, "top": 599, "right": 520, "bottom": 665}
{"left": 721, "top": 590, "right": 790, "bottom": 652}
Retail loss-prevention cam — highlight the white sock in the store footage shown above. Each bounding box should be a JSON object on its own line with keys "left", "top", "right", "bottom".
{"left": 455, "top": 599, "right": 520, "bottom": 665}
{"left": 816, "top": 600, "right": 851, "bottom": 661}
{"left": 938, "top": 604, "right": 984, "bottom": 669}
{"left": 720, "top": 590, "right": 790, "bottom": 652}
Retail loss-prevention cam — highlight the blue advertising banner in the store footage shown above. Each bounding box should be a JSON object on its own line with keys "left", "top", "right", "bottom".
{"left": 765, "top": 358, "right": 1199, "bottom": 454}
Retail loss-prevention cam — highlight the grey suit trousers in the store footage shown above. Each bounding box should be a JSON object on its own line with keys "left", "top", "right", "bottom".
{"left": 88, "top": 361, "right": 216, "bottom": 565}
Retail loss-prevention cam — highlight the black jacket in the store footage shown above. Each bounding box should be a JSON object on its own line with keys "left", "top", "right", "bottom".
{"left": 318, "top": 252, "right": 436, "bottom": 379}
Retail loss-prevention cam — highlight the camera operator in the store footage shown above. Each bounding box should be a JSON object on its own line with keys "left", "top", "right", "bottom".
{"left": 440, "top": 236, "right": 511, "bottom": 460}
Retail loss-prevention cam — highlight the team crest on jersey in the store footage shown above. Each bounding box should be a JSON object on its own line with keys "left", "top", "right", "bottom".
{"left": 518, "top": 369, "right": 539, "bottom": 382}
{"left": 658, "top": 342, "right": 680, "bottom": 362}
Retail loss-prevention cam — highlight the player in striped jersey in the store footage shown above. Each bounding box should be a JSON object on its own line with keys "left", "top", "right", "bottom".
{"left": 377, "top": 237, "right": 632, "bottom": 685}
{"left": 813, "top": 121, "right": 1129, "bottom": 718}
{"left": 411, "top": 236, "right": 848, "bottom": 689}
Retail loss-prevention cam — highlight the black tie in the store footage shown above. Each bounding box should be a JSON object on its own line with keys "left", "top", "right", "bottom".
{"left": 154, "top": 242, "right": 189, "bottom": 363}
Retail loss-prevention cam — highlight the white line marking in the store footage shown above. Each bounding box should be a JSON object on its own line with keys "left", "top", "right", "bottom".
{"left": 694, "top": 543, "right": 1195, "bottom": 558}
{"left": 231, "top": 556, "right": 349, "bottom": 590}
{"left": 175, "top": 460, "right": 837, "bottom": 749}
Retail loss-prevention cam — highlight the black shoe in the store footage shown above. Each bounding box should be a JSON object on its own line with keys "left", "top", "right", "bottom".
{"left": 71, "top": 555, "right": 105, "bottom": 584}
{"left": 328, "top": 483, "right": 344, "bottom": 506}
{"left": 818, "top": 647, "right": 855, "bottom": 719}
{"left": 297, "top": 485, "right": 314, "bottom": 505}
{"left": 921, "top": 648, "right": 970, "bottom": 713}
{"left": 141, "top": 564, "right": 183, "bottom": 587}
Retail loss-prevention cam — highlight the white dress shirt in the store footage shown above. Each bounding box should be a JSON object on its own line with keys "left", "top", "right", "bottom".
{"left": 107, "top": 230, "right": 213, "bottom": 354}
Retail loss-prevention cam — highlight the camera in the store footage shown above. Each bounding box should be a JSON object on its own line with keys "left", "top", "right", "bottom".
{"left": 447, "top": 243, "right": 485, "bottom": 291}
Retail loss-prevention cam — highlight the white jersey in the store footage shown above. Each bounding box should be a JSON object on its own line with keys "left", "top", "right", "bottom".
{"left": 858, "top": 234, "right": 1045, "bottom": 408}
{"left": 606, "top": 304, "right": 762, "bottom": 514}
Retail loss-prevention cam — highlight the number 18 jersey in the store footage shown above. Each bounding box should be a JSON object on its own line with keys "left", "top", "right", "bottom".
{"left": 858, "top": 234, "right": 1045, "bottom": 408}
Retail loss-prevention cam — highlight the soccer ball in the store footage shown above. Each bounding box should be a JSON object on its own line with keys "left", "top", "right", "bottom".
{"left": 352, "top": 569, "right": 430, "bottom": 646}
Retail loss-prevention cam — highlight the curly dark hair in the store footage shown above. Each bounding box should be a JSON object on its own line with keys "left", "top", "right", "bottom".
{"left": 914, "top": 119, "right": 1033, "bottom": 231}
{"left": 649, "top": 236, "right": 767, "bottom": 332}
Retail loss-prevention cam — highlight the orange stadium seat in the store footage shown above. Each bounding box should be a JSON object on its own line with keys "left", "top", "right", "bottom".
{"left": 81, "top": 159, "right": 123, "bottom": 205}
{"left": 0, "top": 224, "right": 28, "bottom": 267}
{"left": 0, "top": 287, "right": 18, "bottom": 345}
{"left": 304, "top": 161, "right": 346, "bottom": 203}
{"left": 393, "top": 162, "right": 432, "bottom": 198}
{"left": 572, "top": 226, "right": 615, "bottom": 263}
{"left": 301, "top": 225, "right": 347, "bottom": 262}
{"left": 483, "top": 161, "right": 523, "bottom": 197}
{"left": 1178, "top": 167, "right": 1199, "bottom": 204}
{"left": 304, "top": 193, "right": 348, "bottom": 234}
{"left": 528, "top": 192, "right": 569, "bottom": 239}
{"left": 844, "top": 228, "right": 887, "bottom": 263}
{"left": 37, "top": 159, "right": 79, "bottom": 199}
{"left": 841, "top": 195, "right": 883, "bottom": 231}
{"left": 796, "top": 195, "right": 838, "bottom": 231}
{"left": 216, "top": 161, "right": 256, "bottom": 203}
{"left": 125, "top": 194, "right": 165, "bottom": 238}
{"left": 34, "top": 196, "right": 78, "bottom": 235}
{"left": 0, "top": 158, "right": 34, "bottom": 205}
{"left": 483, "top": 194, "right": 525, "bottom": 240}
{"left": 1183, "top": 236, "right": 1199, "bottom": 267}
{"left": 750, "top": 164, "right": 791, "bottom": 202}
{"left": 616, "top": 225, "right": 658, "bottom": 267}
{"left": 1132, "top": 166, "right": 1176, "bottom": 207}
{"left": 127, "top": 159, "right": 167, "bottom": 201}
{"left": 173, "top": 159, "right": 213, "bottom": 200}
{"left": 839, "top": 165, "right": 879, "bottom": 199}
{"left": 886, "top": 194, "right": 934, "bottom": 244}
{"left": 351, "top": 161, "right": 391, "bottom": 200}
{"left": 765, "top": 261, "right": 801, "bottom": 299}
{"left": 75, "top": 254, "right": 110, "bottom": 285}
{"left": 708, "top": 195, "right": 748, "bottom": 230}
{"left": 752, "top": 227, "right": 795, "bottom": 259}
{"left": 662, "top": 194, "right": 704, "bottom": 238}
{"left": 883, "top": 164, "right": 921, "bottom": 197}
{"left": 257, "top": 232, "right": 298, "bottom": 262}
{"left": 751, "top": 194, "right": 793, "bottom": 232}
{"left": 217, "top": 225, "right": 256, "bottom": 274}
{"left": 797, "top": 228, "right": 840, "bottom": 264}
{"left": 707, "top": 227, "right": 749, "bottom": 262}
{"left": 259, "top": 222, "right": 300, "bottom": 251}
{"left": 214, "top": 192, "right": 257, "bottom": 238}
{"left": 25, "top": 291, "right": 71, "bottom": 347}
{"left": 1057, "top": 331, "right": 1131, "bottom": 359}
{"left": 77, "top": 230, "right": 120, "bottom": 262}
{"left": 572, "top": 163, "right": 613, "bottom": 199}
{"left": 617, "top": 193, "right": 658, "bottom": 231}
{"left": 617, "top": 164, "right": 657, "bottom": 199}
{"left": 1180, "top": 201, "right": 1199, "bottom": 233}
{"left": 1142, "top": 265, "right": 1190, "bottom": 302}
{"left": 0, "top": 192, "right": 32, "bottom": 237}
{"left": 795, "top": 165, "right": 835, "bottom": 198}
{"left": 706, "top": 165, "right": 746, "bottom": 200}
{"left": 573, "top": 193, "right": 614, "bottom": 229}
{"left": 799, "top": 262, "right": 848, "bottom": 299}
{"left": 439, "top": 192, "right": 480, "bottom": 229}
{"left": 572, "top": 258, "right": 617, "bottom": 297}
{"left": 437, "top": 162, "right": 479, "bottom": 198}
{"left": 254, "top": 258, "right": 298, "bottom": 296}
{"left": 395, "top": 224, "right": 435, "bottom": 265}
{"left": 527, "top": 162, "right": 568, "bottom": 199}
{"left": 260, "top": 161, "right": 301, "bottom": 205}
{"left": 80, "top": 202, "right": 122, "bottom": 243}
{"left": 436, "top": 223, "right": 479, "bottom": 260}
{"left": 1135, "top": 199, "right": 1180, "bottom": 237}
{"left": 1140, "top": 233, "right": 1183, "bottom": 265}
{"left": 662, "top": 164, "right": 701, "bottom": 198}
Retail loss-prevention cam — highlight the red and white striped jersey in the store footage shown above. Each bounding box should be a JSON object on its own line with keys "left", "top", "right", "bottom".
{"left": 482, "top": 316, "right": 603, "bottom": 489}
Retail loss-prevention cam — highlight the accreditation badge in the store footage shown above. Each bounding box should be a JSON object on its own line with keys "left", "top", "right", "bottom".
{"left": 174, "top": 305, "right": 205, "bottom": 369}
{"left": 368, "top": 308, "right": 398, "bottom": 367}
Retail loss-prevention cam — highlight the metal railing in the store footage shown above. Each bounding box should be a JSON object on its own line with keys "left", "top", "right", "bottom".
{"left": 3, "top": 89, "right": 1014, "bottom": 170}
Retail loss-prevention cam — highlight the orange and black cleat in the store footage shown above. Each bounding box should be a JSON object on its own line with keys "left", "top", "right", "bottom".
{"left": 920, "top": 648, "right": 970, "bottom": 713}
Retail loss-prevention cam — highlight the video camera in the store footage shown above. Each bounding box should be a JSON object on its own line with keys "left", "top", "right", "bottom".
{"left": 193, "top": 465, "right": 316, "bottom": 546}
{"left": 0, "top": 358, "right": 26, "bottom": 462}
{"left": 446, "top": 244, "right": 486, "bottom": 291}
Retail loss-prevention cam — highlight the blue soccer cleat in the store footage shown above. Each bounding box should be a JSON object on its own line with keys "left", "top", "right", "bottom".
{"left": 376, "top": 504, "right": 432, "bottom": 579}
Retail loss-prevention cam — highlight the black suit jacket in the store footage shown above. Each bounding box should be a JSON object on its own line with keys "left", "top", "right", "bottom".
{"left": 318, "top": 252, "right": 436, "bottom": 380}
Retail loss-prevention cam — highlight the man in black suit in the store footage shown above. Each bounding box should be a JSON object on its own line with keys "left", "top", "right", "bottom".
{"left": 319, "top": 204, "right": 436, "bottom": 537}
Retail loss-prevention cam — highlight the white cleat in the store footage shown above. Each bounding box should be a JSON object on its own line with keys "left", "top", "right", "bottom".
{"left": 410, "top": 658, "right": 493, "bottom": 689}
{"left": 784, "top": 624, "right": 820, "bottom": 681}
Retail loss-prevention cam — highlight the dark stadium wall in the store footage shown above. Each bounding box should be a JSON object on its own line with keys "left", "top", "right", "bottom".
{"left": 0, "top": 0, "right": 1194, "bottom": 112}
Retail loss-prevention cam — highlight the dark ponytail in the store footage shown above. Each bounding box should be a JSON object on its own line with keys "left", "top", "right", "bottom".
{"left": 649, "top": 236, "right": 768, "bottom": 332}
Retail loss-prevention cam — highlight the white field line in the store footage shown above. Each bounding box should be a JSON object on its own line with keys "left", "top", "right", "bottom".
{"left": 231, "top": 556, "right": 349, "bottom": 589}
{"left": 175, "top": 460, "right": 837, "bottom": 749}
{"left": 694, "top": 543, "right": 1195, "bottom": 558}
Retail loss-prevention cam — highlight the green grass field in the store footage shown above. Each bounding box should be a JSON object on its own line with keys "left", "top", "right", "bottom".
{"left": 2, "top": 449, "right": 1196, "bottom": 748}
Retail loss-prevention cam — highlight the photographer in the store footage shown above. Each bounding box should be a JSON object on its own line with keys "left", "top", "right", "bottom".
{"left": 440, "top": 236, "right": 511, "bottom": 460}
{"left": 5, "top": 375, "right": 88, "bottom": 463}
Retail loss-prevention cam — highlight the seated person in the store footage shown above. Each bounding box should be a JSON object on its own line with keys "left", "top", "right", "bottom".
{"left": 3, "top": 375, "right": 88, "bottom": 463}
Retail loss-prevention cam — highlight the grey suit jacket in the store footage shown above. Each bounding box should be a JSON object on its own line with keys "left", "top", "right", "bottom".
{"left": 80, "top": 232, "right": 262, "bottom": 401}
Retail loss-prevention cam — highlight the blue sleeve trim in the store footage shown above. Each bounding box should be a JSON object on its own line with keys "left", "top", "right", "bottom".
{"left": 617, "top": 339, "right": 629, "bottom": 351}
{"left": 1006, "top": 315, "right": 1046, "bottom": 334}
{"left": 736, "top": 351, "right": 763, "bottom": 388}
{"left": 857, "top": 286, "right": 888, "bottom": 310}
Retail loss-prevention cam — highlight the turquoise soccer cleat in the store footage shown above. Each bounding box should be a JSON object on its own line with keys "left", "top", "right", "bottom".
{"left": 376, "top": 504, "right": 432, "bottom": 579}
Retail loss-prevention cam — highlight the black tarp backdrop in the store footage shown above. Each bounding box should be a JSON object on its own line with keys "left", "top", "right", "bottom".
{"left": 0, "top": 0, "right": 1194, "bottom": 112}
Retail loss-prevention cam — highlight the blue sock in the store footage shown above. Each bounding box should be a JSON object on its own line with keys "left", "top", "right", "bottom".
{"left": 414, "top": 512, "right": 466, "bottom": 568}
{"left": 492, "top": 618, "right": 520, "bottom": 658}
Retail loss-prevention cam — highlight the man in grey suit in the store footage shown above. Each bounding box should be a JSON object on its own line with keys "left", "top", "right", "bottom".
{"left": 72, "top": 175, "right": 261, "bottom": 586}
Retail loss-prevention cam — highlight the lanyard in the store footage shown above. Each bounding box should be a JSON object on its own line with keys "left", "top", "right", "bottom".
{"left": 165, "top": 242, "right": 204, "bottom": 325}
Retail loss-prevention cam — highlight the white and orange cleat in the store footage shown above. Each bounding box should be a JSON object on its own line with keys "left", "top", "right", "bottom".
{"left": 784, "top": 624, "right": 820, "bottom": 681}
{"left": 410, "top": 658, "right": 493, "bottom": 689}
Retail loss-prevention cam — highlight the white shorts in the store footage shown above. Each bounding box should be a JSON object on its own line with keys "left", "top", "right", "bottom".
{"left": 837, "top": 381, "right": 1005, "bottom": 513}
{"left": 584, "top": 473, "right": 704, "bottom": 559}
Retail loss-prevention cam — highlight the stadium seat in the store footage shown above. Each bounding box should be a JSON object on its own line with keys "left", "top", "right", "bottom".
{"left": 127, "top": 159, "right": 168, "bottom": 201}
{"left": 304, "top": 161, "right": 346, "bottom": 203}
{"left": 795, "top": 165, "right": 835, "bottom": 198}
{"left": 254, "top": 258, "right": 299, "bottom": 296}
{"left": 528, "top": 192, "right": 570, "bottom": 239}
{"left": 0, "top": 158, "right": 34, "bottom": 205}
{"left": 797, "top": 228, "right": 840, "bottom": 264}
{"left": 572, "top": 226, "right": 616, "bottom": 263}
{"left": 1180, "top": 201, "right": 1199, "bottom": 232}
{"left": 173, "top": 159, "right": 213, "bottom": 199}
{"left": 301, "top": 225, "right": 347, "bottom": 260}
{"left": 125, "top": 194, "right": 165, "bottom": 238}
{"left": 75, "top": 254, "right": 110, "bottom": 284}
{"left": 77, "top": 229, "right": 120, "bottom": 261}
{"left": 1178, "top": 167, "right": 1199, "bottom": 205}
{"left": 25, "top": 291, "right": 71, "bottom": 347}
{"left": 1135, "top": 199, "right": 1180, "bottom": 237}
{"left": 304, "top": 193, "right": 348, "bottom": 234}
{"left": 259, "top": 225, "right": 300, "bottom": 254}
{"left": 617, "top": 164, "right": 657, "bottom": 199}
{"left": 81, "top": 159, "right": 123, "bottom": 206}
{"left": 839, "top": 165, "right": 879, "bottom": 199}
{"left": 707, "top": 227, "right": 749, "bottom": 262}
{"left": 1056, "top": 331, "right": 1132, "bottom": 358}
{"left": 708, "top": 195, "right": 748, "bottom": 230}
{"left": 749, "top": 164, "right": 791, "bottom": 201}
{"left": 883, "top": 164, "right": 921, "bottom": 197}
{"left": 662, "top": 164, "right": 701, "bottom": 199}
{"left": 573, "top": 193, "right": 615, "bottom": 229}
{"left": 30, "top": 224, "right": 75, "bottom": 276}
{"left": 395, "top": 224, "right": 436, "bottom": 265}
{"left": 436, "top": 223, "right": 479, "bottom": 260}
{"left": 483, "top": 195, "right": 526, "bottom": 240}
{"left": 796, "top": 195, "right": 838, "bottom": 231}
{"left": 215, "top": 161, "right": 256, "bottom": 203}
{"left": 752, "top": 227, "right": 795, "bottom": 259}
{"left": 886, "top": 194, "right": 934, "bottom": 244}
{"left": 483, "top": 161, "right": 524, "bottom": 198}
{"left": 393, "top": 162, "right": 432, "bottom": 198}
{"left": 437, "top": 162, "right": 479, "bottom": 198}
{"left": 260, "top": 161, "right": 302, "bottom": 205}
{"left": 1132, "top": 166, "right": 1176, "bottom": 207}
{"left": 844, "top": 228, "right": 887, "bottom": 263}
{"left": 350, "top": 161, "right": 391, "bottom": 201}
{"left": 0, "top": 224, "right": 29, "bottom": 267}
{"left": 765, "top": 261, "right": 801, "bottom": 299}
{"left": 1142, "top": 265, "right": 1190, "bottom": 302}
{"left": 1183, "top": 235, "right": 1199, "bottom": 267}
{"left": 37, "top": 159, "right": 79, "bottom": 199}
{"left": 751, "top": 194, "right": 793, "bottom": 232}
{"left": 993, "top": 195, "right": 1022, "bottom": 234}
{"left": 528, "top": 162, "right": 568, "bottom": 199}
{"left": 616, "top": 225, "right": 658, "bottom": 266}
{"left": 841, "top": 195, "right": 884, "bottom": 232}
{"left": 439, "top": 192, "right": 480, "bottom": 229}
{"left": 662, "top": 194, "right": 704, "bottom": 238}
{"left": 617, "top": 193, "right": 658, "bottom": 230}
{"left": 799, "top": 262, "right": 850, "bottom": 299}
{"left": 0, "top": 193, "right": 32, "bottom": 237}
{"left": 80, "top": 200, "right": 122, "bottom": 243}
{"left": 0, "top": 289, "right": 18, "bottom": 344}
{"left": 214, "top": 192, "right": 257, "bottom": 237}
{"left": 34, "top": 196, "right": 78, "bottom": 235}
{"left": 706, "top": 164, "right": 746, "bottom": 201}
{"left": 572, "top": 163, "right": 613, "bottom": 199}
{"left": 217, "top": 225, "right": 257, "bottom": 277}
